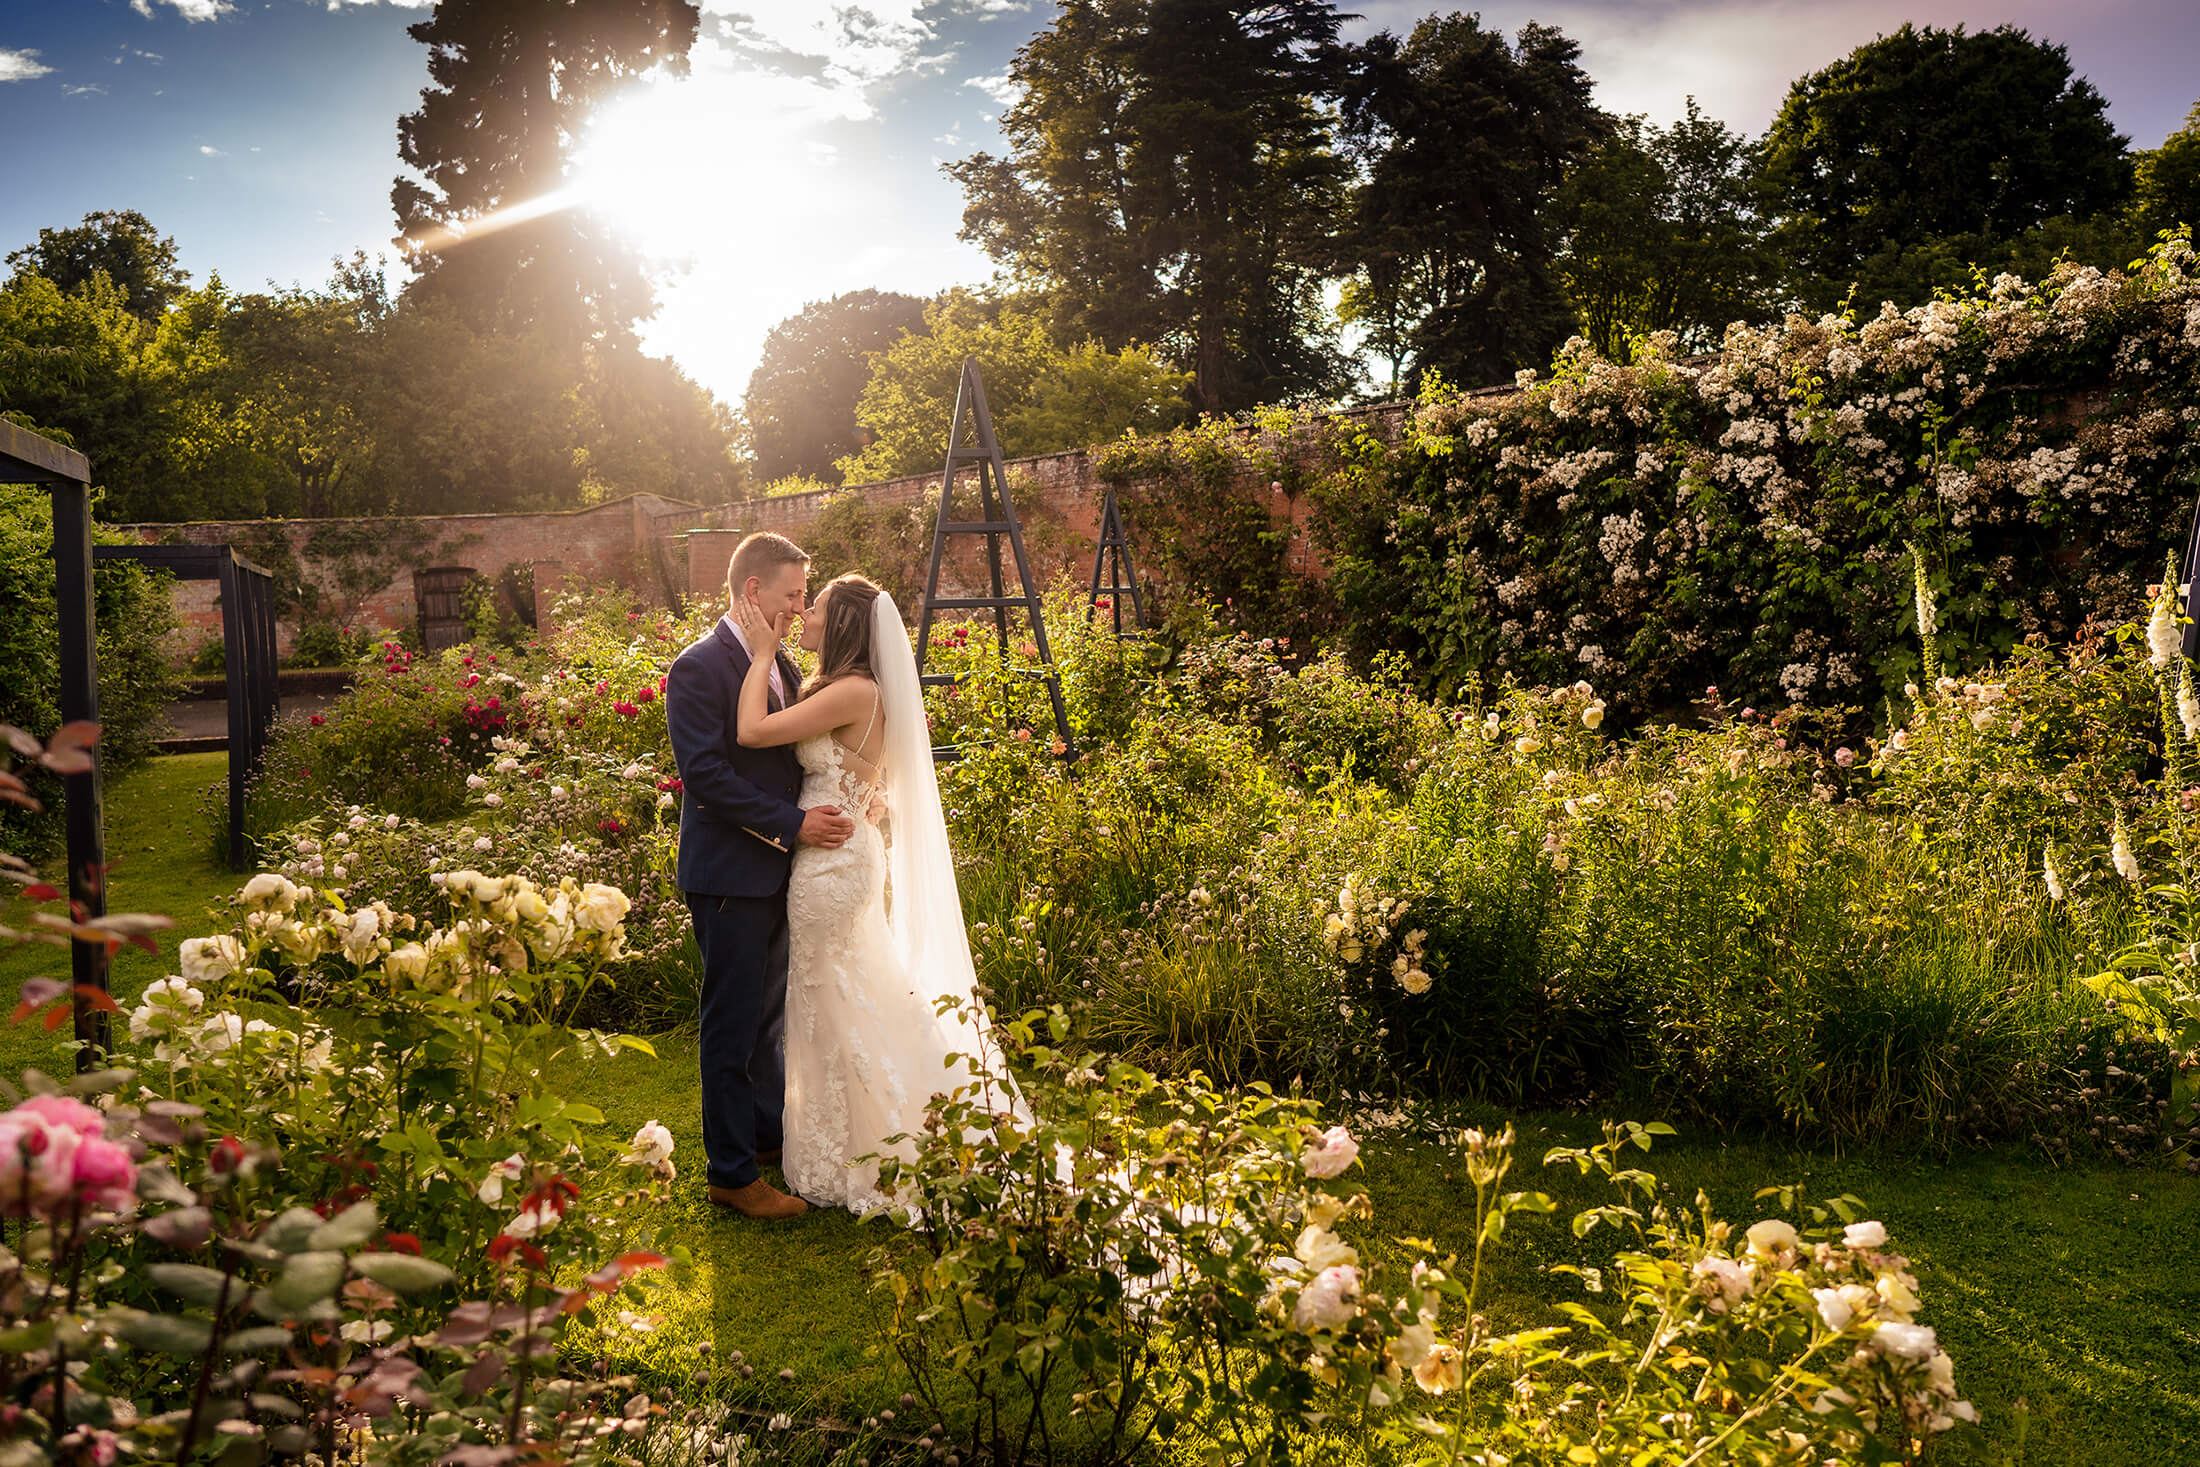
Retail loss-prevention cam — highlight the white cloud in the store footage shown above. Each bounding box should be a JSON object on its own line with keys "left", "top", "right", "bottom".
{"left": 66, "top": 84, "right": 107, "bottom": 96}
{"left": 199, "top": 144, "right": 223, "bottom": 155}
{"left": 0, "top": 48, "right": 54, "bottom": 83}
{"left": 963, "top": 72, "right": 1021, "bottom": 108}
{"left": 139, "top": 0, "right": 237, "bottom": 19}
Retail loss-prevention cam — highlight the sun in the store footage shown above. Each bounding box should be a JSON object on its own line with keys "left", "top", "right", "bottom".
{"left": 570, "top": 81, "right": 776, "bottom": 264}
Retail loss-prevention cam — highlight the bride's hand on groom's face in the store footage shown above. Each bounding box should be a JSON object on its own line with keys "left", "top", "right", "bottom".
{"left": 735, "top": 596, "right": 790, "bottom": 649}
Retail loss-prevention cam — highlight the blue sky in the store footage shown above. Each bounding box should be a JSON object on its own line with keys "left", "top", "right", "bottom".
{"left": 3, "top": 0, "right": 2196, "bottom": 406}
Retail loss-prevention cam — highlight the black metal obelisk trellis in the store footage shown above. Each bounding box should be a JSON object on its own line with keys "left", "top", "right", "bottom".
{"left": 914, "top": 358, "right": 1074, "bottom": 761}
{"left": 1085, "top": 485, "right": 1147, "bottom": 635}
{"left": 0, "top": 421, "right": 109, "bottom": 1070}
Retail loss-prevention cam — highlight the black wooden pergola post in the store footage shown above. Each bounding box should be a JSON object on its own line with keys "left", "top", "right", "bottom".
{"left": 0, "top": 423, "right": 108, "bottom": 1068}
{"left": 94, "top": 546, "right": 280, "bottom": 869}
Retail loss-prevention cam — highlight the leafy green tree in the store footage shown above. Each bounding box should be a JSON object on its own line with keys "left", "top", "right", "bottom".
{"left": 2134, "top": 100, "right": 2200, "bottom": 240}
{"left": 0, "top": 272, "right": 178, "bottom": 517}
{"left": 835, "top": 292, "right": 1192, "bottom": 483}
{"left": 4, "top": 210, "right": 188, "bottom": 323}
{"left": 1339, "top": 14, "right": 1607, "bottom": 390}
{"left": 950, "top": 0, "right": 1352, "bottom": 413}
{"left": 392, "top": 0, "right": 700, "bottom": 347}
{"left": 744, "top": 290, "right": 927, "bottom": 485}
{"left": 575, "top": 343, "right": 743, "bottom": 505}
{"left": 1556, "top": 101, "right": 1773, "bottom": 359}
{"left": 1761, "top": 24, "right": 2132, "bottom": 310}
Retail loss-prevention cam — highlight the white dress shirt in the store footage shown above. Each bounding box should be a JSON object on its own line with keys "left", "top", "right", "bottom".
{"left": 722, "top": 614, "right": 786, "bottom": 706}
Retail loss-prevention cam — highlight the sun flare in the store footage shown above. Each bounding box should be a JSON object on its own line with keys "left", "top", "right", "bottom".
{"left": 570, "top": 81, "right": 799, "bottom": 265}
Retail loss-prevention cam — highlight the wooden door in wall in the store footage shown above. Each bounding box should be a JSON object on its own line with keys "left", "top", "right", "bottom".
{"left": 414, "top": 567, "right": 476, "bottom": 651}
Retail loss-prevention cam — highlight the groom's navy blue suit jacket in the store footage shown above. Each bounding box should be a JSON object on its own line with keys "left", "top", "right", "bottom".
{"left": 666, "top": 620, "right": 807, "bottom": 897}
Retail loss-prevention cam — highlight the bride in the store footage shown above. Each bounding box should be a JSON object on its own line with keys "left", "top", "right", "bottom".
{"left": 729, "top": 574, "right": 997, "bottom": 1214}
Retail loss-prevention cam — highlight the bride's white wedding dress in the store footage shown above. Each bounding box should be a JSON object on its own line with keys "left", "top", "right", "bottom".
{"left": 780, "top": 592, "right": 996, "bottom": 1215}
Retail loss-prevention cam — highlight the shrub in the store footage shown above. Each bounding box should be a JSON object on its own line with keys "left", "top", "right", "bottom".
{"left": 875, "top": 1015, "right": 1980, "bottom": 1465}
{"left": 0, "top": 486, "right": 182, "bottom": 851}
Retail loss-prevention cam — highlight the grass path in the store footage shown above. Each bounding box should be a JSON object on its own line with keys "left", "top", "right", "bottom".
{"left": 4, "top": 757, "right": 2196, "bottom": 1462}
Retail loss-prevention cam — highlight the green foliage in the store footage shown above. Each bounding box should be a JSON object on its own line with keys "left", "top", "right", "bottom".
{"left": 4, "top": 208, "right": 188, "bottom": 322}
{"left": 1762, "top": 23, "right": 2134, "bottom": 311}
{"left": 1555, "top": 100, "right": 1774, "bottom": 360}
{"left": 1339, "top": 13, "right": 1608, "bottom": 391}
{"left": 834, "top": 291, "right": 1190, "bottom": 483}
{"left": 745, "top": 288, "right": 928, "bottom": 484}
{"left": 948, "top": 0, "right": 1353, "bottom": 413}
{"left": 0, "top": 487, "right": 181, "bottom": 851}
{"left": 2133, "top": 98, "right": 2200, "bottom": 241}
{"left": 1316, "top": 243, "right": 2200, "bottom": 721}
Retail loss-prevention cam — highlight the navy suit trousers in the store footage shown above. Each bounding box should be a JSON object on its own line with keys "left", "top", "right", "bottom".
{"left": 686, "top": 890, "right": 788, "bottom": 1190}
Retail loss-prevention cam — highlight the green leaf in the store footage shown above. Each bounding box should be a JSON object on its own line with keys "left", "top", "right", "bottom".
{"left": 269, "top": 1251, "right": 346, "bottom": 1312}
{"left": 307, "top": 1200, "right": 378, "bottom": 1252}
{"left": 261, "top": 1207, "right": 325, "bottom": 1255}
{"left": 560, "top": 1102, "right": 605, "bottom": 1124}
{"left": 147, "top": 1262, "right": 233, "bottom": 1310}
{"left": 223, "top": 1325, "right": 293, "bottom": 1356}
{"left": 113, "top": 1309, "right": 215, "bottom": 1355}
{"left": 351, "top": 1252, "right": 457, "bottom": 1295}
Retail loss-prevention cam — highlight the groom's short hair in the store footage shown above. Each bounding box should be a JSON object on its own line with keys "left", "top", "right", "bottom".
{"left": 726, "top": 532, "right": 810, "bottom": 597}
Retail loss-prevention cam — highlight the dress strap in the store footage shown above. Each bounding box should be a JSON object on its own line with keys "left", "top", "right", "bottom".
{"left": 854, "top": 685, "right": 882, "bottom": 755}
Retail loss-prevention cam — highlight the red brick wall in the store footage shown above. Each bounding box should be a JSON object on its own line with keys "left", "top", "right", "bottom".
{"left": 121, "top": 492, "right": 704, "bottom": 658}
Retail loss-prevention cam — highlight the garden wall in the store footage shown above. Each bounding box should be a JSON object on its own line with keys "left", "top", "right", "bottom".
{"left": 120, "top": 492, "right": 711, "bottom": 658}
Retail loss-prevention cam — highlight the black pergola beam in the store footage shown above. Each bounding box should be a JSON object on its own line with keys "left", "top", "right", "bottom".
{"left": 0, "top": 424, "right": 107, "bottom": 1070}
{"left": 0, "top": 421, "right": 92, "bottom": 486}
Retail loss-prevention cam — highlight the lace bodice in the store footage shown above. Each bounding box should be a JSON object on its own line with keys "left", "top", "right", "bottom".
{"left": 796, "top": 733, "right": 888, "bottom": 829}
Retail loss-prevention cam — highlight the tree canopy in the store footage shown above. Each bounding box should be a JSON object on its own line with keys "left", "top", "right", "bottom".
{"left": 1762, "top": 24, "right": 2131, "bottom": 310}
{"left": 2134, "top": 100, "right": 2200, "bottom": 241}
{"left": 745, "top": 290, "right": 929, "bottom": 485}
{"left": 950, "top": 0, "right": 1352, "bottom": 414}
{"left": 835, "top": 292, "right": 1192, "bottom": 483}
{"left": 5, "top": 211, "right": 189, "bottom": 325}
{"left": 1554, "top": 101, "right": 1772, "bottom": 360}
{"left": 392, "top": 0, "right": 700, "bottom": 348}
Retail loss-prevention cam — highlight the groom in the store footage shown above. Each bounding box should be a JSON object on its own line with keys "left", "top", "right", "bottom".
{"left": 666, "top": 531, "right": 854, "bottom": 1220}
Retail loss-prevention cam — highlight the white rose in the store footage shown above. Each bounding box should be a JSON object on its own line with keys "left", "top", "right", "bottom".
{"left": 466, "top": 773, "right": 488, "bottom": 789}
{"left": 1412, "top": 1341, "right": 1463, "bottom": 1394}
{"left": 1290, "top": 1264, "right": 1360, "bottom": 1332}
{"left": 1743, "top": 1219, "right": 1799, "bottom": 1258}
{"left": 574, "top": 882, "right": 632, "bottom": 933}
{"left": 384, "top": 813, "right": 401, "bottom": 830}
{"left": 1581, "top": 700, "right": 1606, "bottom": 730}
{"left": 621, "top": 1120, "right": 676, "bottom": 1168}
{"left": 385, "top": 943, "right": 429, "bottom": 985}
{"left": 494, "top": 758, "right": 520, "bottom": 775}
{"left": 1694, "top": 1256, "right": 1753, "bottom": 1312}
{"left": 1293, "top": 1224, "right": 1358, "bottom": 1270}
{"left": 474, "top": 837, "right": 493, "bottom": 852}
{"left": 239, "top": 873, "right": 299, "bottom": 913}
{"left": 477, "top": 1153, "right": 527, "bottom": 1205}
{"left": 179, "top": 934, "right": 243, "bottom": 986}
{"left": 1388, "top": 1321, "right": 1436, "bottom": 1370}
{"left": 482, "top": 793, "right": 503, "bottom": 808}
{"left": 1843, "top": 1220, "right": 1888, "bottom": 1250}
{"left": 505, "top": 1197, "right": 562, "bottom": 1238}
{"left": 1300, "top": 1125, "right": 1359, "bottom": 1178}
{"left": 1400, "top": 969, "right": 1432, "bottom": 995}
{"left": 1872, "top": 1320, "right": 1938, "bottom": 1361}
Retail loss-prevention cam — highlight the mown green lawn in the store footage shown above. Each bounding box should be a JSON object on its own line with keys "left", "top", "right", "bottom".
{"left": 5, "top": 756, "right": 2196, "bottom": 1463}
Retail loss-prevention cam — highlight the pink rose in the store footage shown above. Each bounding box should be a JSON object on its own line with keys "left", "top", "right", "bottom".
{"left": 15, "top": 1095, "right": 104, "bottom": 1138}
{"left": 69, "top": 1137, "right": 137, "bottom": 1213}
{"left": 1299, "top": 1125, "right": 1359, "bottom": 1178}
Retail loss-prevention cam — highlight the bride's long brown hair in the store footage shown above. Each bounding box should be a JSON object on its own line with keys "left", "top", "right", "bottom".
{"left": 801, "top": 573, "right": 884, "bottom": 698}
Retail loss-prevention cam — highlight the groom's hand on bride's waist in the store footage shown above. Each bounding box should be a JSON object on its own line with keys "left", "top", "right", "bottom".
{"left": 798, "top": 805, "right": 856, "bottom": 849}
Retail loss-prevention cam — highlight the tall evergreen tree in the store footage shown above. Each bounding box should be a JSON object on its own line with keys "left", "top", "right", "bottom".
{"left": 950, "top": 0, "right": 1352, "bottom": 414}
{"left": 1338, "top": 14, "right": 1606, "bottom": 391}
{"left": 2134, "top": 100, "right": 2200, "bottom": 240}
{"left": 1762, "top": 24, "right": 2130, "bottom": 310}
{"left": 392, "top": 0, "right": 699, "bottom": 347}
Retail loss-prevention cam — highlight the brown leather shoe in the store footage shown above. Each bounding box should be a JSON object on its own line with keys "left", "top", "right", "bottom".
{"left": 756, "top": 1147, "right": 783, "bottom": 1166}
{"left": 708, "top": 1179, "right": 809, "bottom": 1220}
